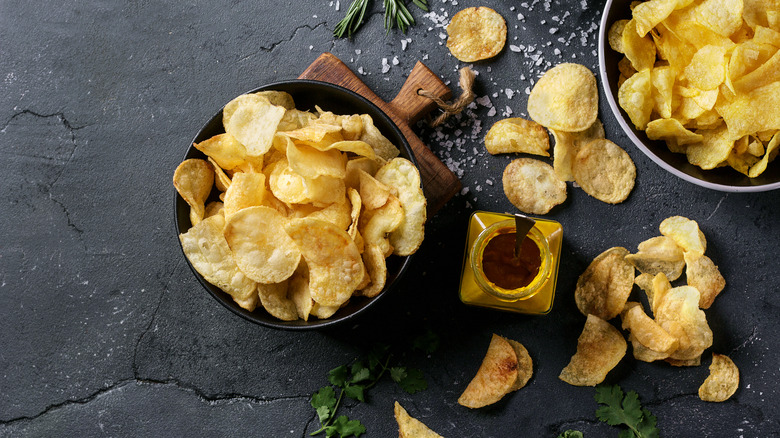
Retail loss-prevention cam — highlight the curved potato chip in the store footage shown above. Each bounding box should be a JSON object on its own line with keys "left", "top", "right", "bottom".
{"left": 358, "top": 244, "right": 388, "bottom": 298}
{"left": 551, "top": 119, "right": 605, "bottom": 181}
{"left": 699, "top": 353, "right": 739, "bottom": 402}
{"left": 255, "top": 90, "right": 295, "bottom": 110}
{"left": 224, "top": 206, "right": 301, "bottom": 284}
{"left": 359, "top": 170, "right": 393, "bottom": 210}
{"left": 575, "top": 247, "right": 635, "bottom": 320}
{"left": 655, "top": 285, "right": 713, "bottom": 360}
{"left": 359, "top": 114, "right": 399, "bottom": 162}
{"left": 174, "top": 158, "right": 214, "bottom": 226}
{"left": 289, "top": 269, "right": 313, "bottom": 321}
{"left": 646, "top": 118, "right": 704, "bottom": 146}
{"left": 193, "top": 133, "right": 248, "bottom": 171}
{"left": 484, "top": 117, "right": 550, "bottom": 156}
{"left": 621, "top": 301, "right": 679, "bottom": 355}
{"left": 222, "top": 172, "right": 266, "bottom": 219}
{"left": 282, "top": 122, "right": 344, "bottom": 149}
{"left": 528, "top": 63, "right": 599, "bottom": 132}
{"left": 608, "top": 19, "right": 628, "bottom": 53}
{"left": 559, "top": 314, "right": 627, "bottom": 386}
{"left": 458, "top": 334, "right": 521, "bottom": 408}
{"left": 394, "top": 402, "right": 443, "bottom": 438}
{"left": 748, "top": 131, "right": 780, "bottom": 177}
{"left": 502, "top": 158, "right": 567, "bottom": 215}
{"left": 207, "top": 157, "right": 232, "bottom": 193}
{"left": 683, "top": 45, "right": 727, "bottom": 90}
{"left": 374, "top": 158, "right": 427, "bottom": 256}
{"left": 179, "top": 215, "right": 257, "bottom": 311}
{"left": 632, "top": 0, "right": 686, "bottom": 37}
{"left": 257, "top": 280, "right": 298, "bottom": 321}
{"left": 286, "top": 141, "right": 346, "bottom": 179}
{"left": 693, "top": 0, "right": 744, "bottom": 37}
{"left": 277, "top": 109, "right": 317, "bottom": 132}
{"left": 684, "top": 252, "right": 726, "bottom": 309}
{"left": 346, "top": 157, "right": 380, "bottom": 189}
{"left": 285, "top": 218, "right": 364, "bottom": 307}
{"left": 572, "top": 139, "right": 636, "bottom": 204}
{"left": 618, "top": 68, "right": 653, "bottom": 130}
{"left": 326, "top": 141, "right": 377, "bottom": 160}
{"left": 446, "top": 7, "right": 507, "bottom": 62}
{"left": 223, "top": 94, "right": 286, "bottom": 157}
{"left": 204, "top": 201, "right": 224, "bottom": 219}
{"left": 625, "top": 235, "right": 686, "bottom": 281}
{"left": 651, "top": 66, "right": 676, "bottom": 119}
{"left": 659, "top": 216, "right": 707, "bottom": 255}
{"left": 506, "top": 339, "right": 533, "bottom": 392}
{"left": 361, "top": 195, "right": 404, "bottom": 256}
{"left": 622, "top": 19, "right": 656, "bottom": 71}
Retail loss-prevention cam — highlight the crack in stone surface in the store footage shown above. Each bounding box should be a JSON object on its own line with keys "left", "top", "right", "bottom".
{"left": 240, "top": 22, "right": 329, "bottom": 62}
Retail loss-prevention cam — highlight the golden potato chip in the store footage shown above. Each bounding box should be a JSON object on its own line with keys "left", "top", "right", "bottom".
{"left": 255, "top": 90, "right": 295, "bottom": 110}
{"left": 224, "top": 205, "right": 301, "bottom": 284}
{"left": 649, "top": 272, "right": 672, "bottom": 315}
{"left": 699, "top": 353, "right": 739, "bottom": 402}
{"left": 693, "top": 0, "right": 744, "bottom": 37}
{"left": 719, "top": 82, "right": 780, "bottom": 140}
{"left": 207, "top": 157, "right": 232, "bottom": 193}
{"left": 345, "top": 157, "right": 380, "bottom": 189}
{"left": 646, "top": 118, "right": 704, "bottom": 146}
{"left": 618, "top": 68, "right": 653, "bottom": 131}
{"left": 277, "top": 108, "right": 316, "bottom": 132}
{"left": 528, "top": 63, "right": 599, "bottom": 132}
{"left": 622, "top": 19, "right": 656, "bottom": 71}
{"left": 394, "top": 402, "right": 443, "bottom": 438}
{"left": 502, "top": 158, "right": 567, "bottom": 215}
{"left": 651, "top": 66, "right": 676, "bottom": 119}
{"left": 174, "top": 158, "right": 215, "bottom": 226}
{"left": 361, "top": 196, "right": 404, "bottom": 256}
{"left": 748, "top": 131, "right": 780, "bottom": 177}
{"left": 204, "top": 201, "right": 224, "bottom": 219}
{"left": 630, "top": 334, "right": 674, "bottom": 362}
{"left": 446, "top": 7, "right": 507, "bottom": 62}
{"left": 346, "top": 187, "right": 362, "bottom": 242}
{"left": 506, "top": 339, "right": 533, "bottom": 392}
{"left": 374, "top": 158, "right": 427, "bottom": 256}
{"left": 572, "top": 139, "right": 636, "bottom": 204}
{"left": 359, "top": 114, "right": 400, "bottom": 162}
{"left": 339, "top": 114, "right": 363, "bottom": 141}
{"left": 286, "top": 142, "right": 346, "bottom": 179}
{"left": 257, "top": 280, "right": 298, "bottom": 321}
{"left": 625, "top": 235, "right": 686, "bottom": 281}
{"left": 659, "top": 216, "right": 707, "bottom": 256}
{"left": 222, "top": 172, "right": 265, "bottom": 219}
{"left": 608, "top": 19, "right": 629, "bottom": 53}
{"left": 684, "top": 252, "right": 726, "bottom": 309}
{"left": 576, "top": 247, "right": 635, "bottom": 320}
{"left": 289, "top": 269, "right": 313, "bottom": 321}
{"left": 683, "top": 45, "right": 728, "bottom": 90}
{"left": 632, "top": 0, "right": 685, "bottom": 37}
{"left": 178, "top": 214, "right": 258, "bottom": 311}
{"left": 484, "top": 117, "right": 550, "bottom": 156}
{"left": 458, "top": 334, "right": 522, "bottom": 408}
{"left": 193, "top": 133, "right": 248, "bottom": 171}
{"left": 559, "top": 314, "right": 627, "bottom": 386}
{"left": 359, "top": 169, "right": 393, "bottom": 211}
{"left": 655, "top": 285, "right": 713, "bottom": 360}
{"left": 310, "top": 302, "right": 341, "bottom": 319}
{"left": 284, "top": 218, "right": 364, "bottom": 307}
{"left": 357, "top": 244, "right": 388, "bottom": 298}
{"left": 282, "top": 122, "right": 344, "bottom": 149}
{"left": 551, "top": 120, "right": 605, "bottom": 182}
{"left": 621, "top": 301, "right": 679, "bottom": 355}
{"left": 223, "top": 94, "right": 286, "bottom": 157}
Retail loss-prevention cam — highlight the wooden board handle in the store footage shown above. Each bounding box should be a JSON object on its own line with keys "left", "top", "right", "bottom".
{"left": 389, "top": 62, "right": 452, "bottom": 126}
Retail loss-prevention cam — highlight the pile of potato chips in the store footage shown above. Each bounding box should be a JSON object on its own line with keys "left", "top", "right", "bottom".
{"left": 486, "top": 63, "right": 637, "bottom": 213}
{"left": 610, "top": 0, "right": 780, "bottom": 177}
{"left": 560, "top": 215, "right": 738, "bottom": 401}
{"left": 446, "top": 7, "right": 507, "bottom": 62}
{"left": 174, "top": 90, "right": 426, "bottom": 322}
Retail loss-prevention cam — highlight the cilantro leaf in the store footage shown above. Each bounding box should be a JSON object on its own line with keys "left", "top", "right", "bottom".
{"left": 636, "top": 408, "right": 660, "bottom": 438}
{"left": 311, "top": 386, "right": 337, "bottom": 412}
{"left": 326, "top": 416, "right": 366, "bottom": 438}
{"left": 557, "top": 431, "right": 584, "bottom": 438}
{"left": 367, "top": 344, "right": 390, "bottom": 370}
{"left": 395, "top": 367, "right": 427, "bottom": 394}
{"left": 389, "top": 367, "right": 407, "bottom": 383}
{"left": 412, "top": 329, "right": 440, "bottom": 354}
{"left": 329, "top": 365, "right": 350, "bottom": 388}
{"left": 595, "top": 385, "right": 659, "bottom": 438}
{"left": 343, "top": 384, "right": 365, "bottom": 402}
{"left": 350, "top": 364, "right": 371, "bottom": 384}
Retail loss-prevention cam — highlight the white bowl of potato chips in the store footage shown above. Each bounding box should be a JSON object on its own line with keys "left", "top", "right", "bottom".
{"left": 174, "top": 81, "right": 425, "bottom": 329}
{"left": 599, "top": 0, "right": 780, "bottom": 192}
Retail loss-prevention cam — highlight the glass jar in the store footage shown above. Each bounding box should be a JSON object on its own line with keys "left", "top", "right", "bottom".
{"left": 459, "top": 211, "right": 563, "bottom": 315}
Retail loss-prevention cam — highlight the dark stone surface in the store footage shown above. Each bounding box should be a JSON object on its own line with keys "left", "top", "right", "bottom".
{"left": 1, "top": 0, "right": 778, "bottom": 437}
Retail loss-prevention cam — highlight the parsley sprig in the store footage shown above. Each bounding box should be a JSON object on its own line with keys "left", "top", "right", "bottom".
{"left": 310, "top": 336, "right": 436, "bottom": 438}
{"left": 334, "top": 0, "right": 429, "bottom": 38}
{"left": 595, "top": 385, "right": 659, "bottom": 438}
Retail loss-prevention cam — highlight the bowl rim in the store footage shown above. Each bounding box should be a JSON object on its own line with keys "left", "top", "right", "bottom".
{"left": 598, "top": 0, "right": 780, "bottom": 193}
{"left": 173, "top": 79, "right": 418, "bottom": 330}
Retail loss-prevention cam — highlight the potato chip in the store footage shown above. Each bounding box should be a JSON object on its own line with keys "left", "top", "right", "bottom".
{"left": 204, "top": 201, "right": 224, "bottom": 219}
{"left": 178, "top": 214, "right": 258, "bottom": 311}
{"left": 458, "top": 334, "right": 523, "bottom": 408}
{"left": 559, "top": 314, "right": 627, "bottom": 386}
{"left": 224, "top": 206, "right": 301, "bottom": 284}
{"left": 289, "top": 269, "right": 313, "bottom": 321}
{"left": 608, "top": 19, "right": 629, "bottom": 53}
{"left": 359, "top": 170, "right": 393, "bottom": 211}
{"left": 506, "top": 339, "right": 533, "bottom": 392}
{"left": 699, "top": 353, "right": 739, "bottom": 402}
{"left": 374, "top": 158, "right": 427, "bottom": 256}
{"left": 659, "top": 216, "right": 707, "bottom": 256}
{"left": 193, "top": 133, "right": 248, "bottom": 171}
{"left": 693, "top": 0, "right": 744, "bottom": 37}
{"left": 359, "top": 114, "right": 400, "bottom": 162}
{"left": 446, "top": 7, "right": 507, "bottom": 62}
{"left": 655, "top": 285, "right": 713, "bottom": 360}
{"left": 683, "top": 45, "right": 727, "bottom": 90}
{"left": 358, "top": 244, "right": 388, "bottom": 298}
{"left": 575, "top": 247, "right": 635, "bottom": 320}
{"left": 223, "top": 94, "right": 286, "bottom": 157}
{"left": 277, "top": 108, "right": 317, "bottom": 132}
{"left": 651, "top": 66, "right": 676, "bottom": 119}
{"left": 625, "top": 235, "right": 686, "bottom": 281}
{"left": 284, "top": 218, "right": 364, "bottom": 307}
{"left": 361, "top": 196, "right": 404, "bottom": 256}
{"left": 748, "top": 131, "right": 780, "bottom": 177}
{"left": 684, "top": 252, "right": 726, "bottom": 309}
{"left": 528, "top": 63, "right": 599, "bottom": 132}
{"left": 621, "top": 301, "right": 679, "bottom": 355}
{"left": 345, "top": 157, "right": 380, "bottom": 189}
{"left": 622, "top": 19, "right": 656, "bottom": 71}
{"left": 255, "top": 90, "right": 295, "bottom": 110}
{"left": 502, "top": 158, "right": 567, "bottom": 215}
{"left": 551, "top": 120, "right": 605, "bottom": 182}
{"left": 632, "top": 0, "right": 686, "bottom": 37}
{"left": 257, "top": 280, "right": 298, "bottom": 321}
{"left": 646, "top": 118, "right": 704, "bottom": 146}
{"left": 719, "top": 82, "right": 780, "bottom": 141}
{"left": 484, "top": 117, "right": 550, "bottom": 156}
{"left": 572, "top": 139, "right": 636, "bottom": 204}
{"left": 394, "top": 402, "right": 443, "bottom": 438}
{"left": 618, "top": 68, "right": 653, "bottom": 131}
{"left": 208, "top": 157, "right": 232, "bottom": 193}
{"left": 174, "top": 158, "right": 215, "bottom": 226}
{"left": 222, "top": 172, "right": 265, "bottom": 219}
{"left": 630, "top": 334, "right": 674, "bottom": 362}
{"left": 286, "top": 142, "right": 346, "bottom": 179}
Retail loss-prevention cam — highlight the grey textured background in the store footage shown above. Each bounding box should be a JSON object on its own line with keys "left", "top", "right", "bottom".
{"left": 1, "top": 0, "right": 778, "bottom": 436}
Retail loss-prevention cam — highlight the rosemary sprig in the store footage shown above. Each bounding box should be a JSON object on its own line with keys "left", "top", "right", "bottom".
{"left": 334, "top": 0, "right": 429, "bottom": 38}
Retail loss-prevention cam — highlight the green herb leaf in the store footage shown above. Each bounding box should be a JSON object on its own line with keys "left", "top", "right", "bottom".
{"left": 557, "top": 431, "right": 584, "bottom": 438}
{"left": 329, "top": 365, "right": 350, "bottom": 388}
{"left": 326, "top": 416, "right": 366, "bottom": 438}
{"left": 311, "top": 386, "right": 337, "bottom": 412}
{"left": 396, "top": 367, "right": 427, "bottom": 394}
{"left": 389, "top": 366, "right": 407, "bottom": 383}
{"left": 595, "top": 385, "right": 659, "bottom": 438}
{"left": 343, "top": 384, "right": 365, "bottom": 402}
{"left": 412, "top": 329, "right": 440, "bottom": 354}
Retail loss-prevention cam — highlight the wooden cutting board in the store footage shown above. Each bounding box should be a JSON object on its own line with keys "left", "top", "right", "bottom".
{"left": 299, "top": 52, "right": 462, "bottom": 216}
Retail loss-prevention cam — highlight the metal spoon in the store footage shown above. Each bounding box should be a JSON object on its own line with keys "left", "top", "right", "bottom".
{"left": 514, "top": 213, "right": 535, "bottom": 258}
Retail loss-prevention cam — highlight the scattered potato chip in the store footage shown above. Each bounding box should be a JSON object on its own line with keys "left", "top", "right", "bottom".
{"left": 446, "top": 7, "right": 507, "bottom": 62}
{"left": 174, "top": 158, "right": 215, "bottom": 226}
{"left": 572, "top": 139, "right": 636, "bottom": 204}
{"left": 374, "top": 158, "right": 427, "bottom": 256}
{"left": 528, "top": 63, "right": 599, "bottom": 132}
{"left": 575, "top": 247, "right": 635, "bottom": 320}
{"left": 559, "top": 314, "right": 627, "bottom": 386}
{"left": 484, "top": 118, "right": 550, "bottom": 156}
{"left": 659, "top": 216, "right": 707, "bottom": 256}
{"left": 699, "top": 353, "right": 739, "bottom": 402}
{"left": 655, "top": 285, "right": 713, "bottom": 360}
{"left": 550, "top": 120, "right": 605, "bottom": 182}
{"left": 458, "top": 334, "right": 527, "bottom": 408}
{"left": 394, "top": 402, "right": 444, "bottom": 438}
{"left": 502, "top": 158, "right": 567, "bottom": 215}
{"left": 684, "top": 252, "right": 726, "bottom": 309}
{"left": 625, "top": 235, "right": 686, "bottom": 281}
{"left": 506, "top": 339, "right": 533, "bottom": 391}
{"left": 621, "top": 301, "right": 679, "bottom": 356}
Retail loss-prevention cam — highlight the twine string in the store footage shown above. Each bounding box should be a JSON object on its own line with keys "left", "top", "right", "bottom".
{"left": 418, "top": 66, "right": 477, "bottom": 127}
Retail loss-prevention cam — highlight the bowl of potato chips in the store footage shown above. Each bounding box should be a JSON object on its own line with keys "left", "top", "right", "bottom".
{"left": 174, "top": 80, "right": 427, "bottom": 329}
{"left": 599, "top": 0, "right": 780, "bottom": 191}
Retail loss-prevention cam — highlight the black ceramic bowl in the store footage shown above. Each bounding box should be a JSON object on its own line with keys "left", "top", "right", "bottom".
{"left": 598, "top": 0, "right": 780, "bottom": 192}
{"left": 174, "top": 80, "right": 417, "bottom": 330}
